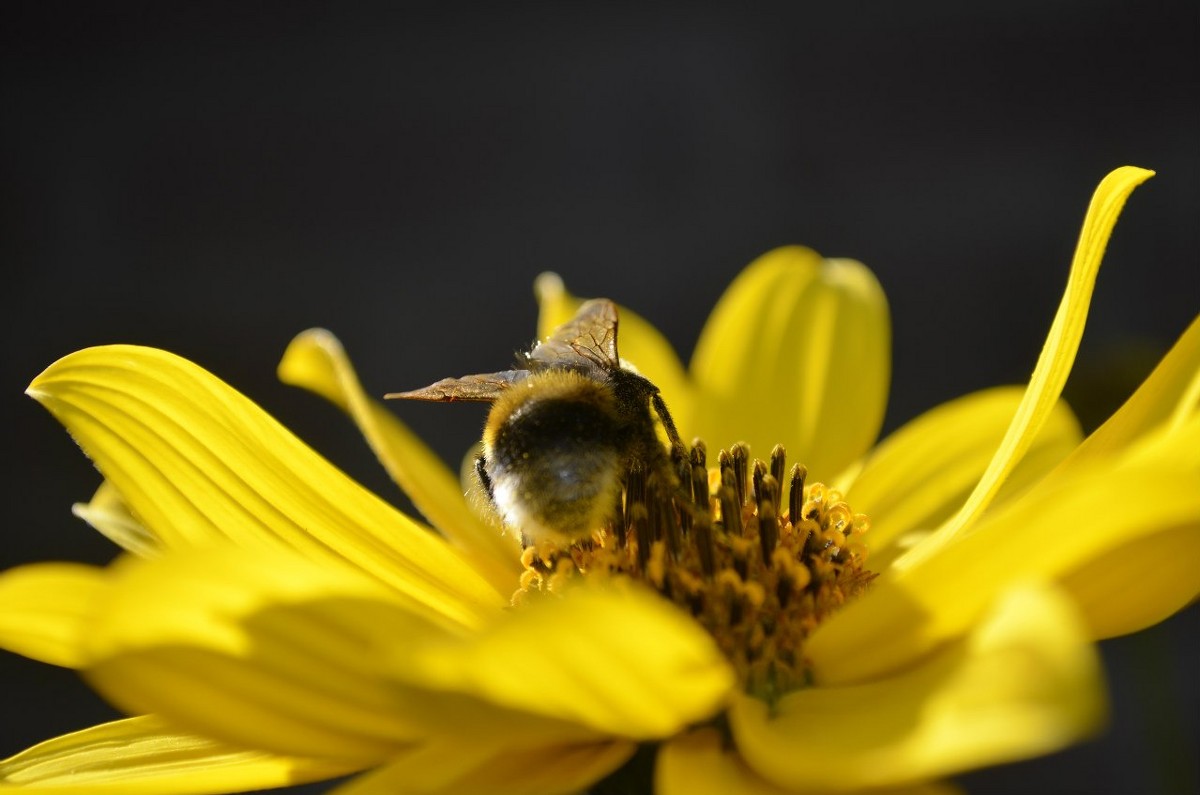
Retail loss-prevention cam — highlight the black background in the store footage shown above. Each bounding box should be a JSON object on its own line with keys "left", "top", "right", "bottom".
{"left": 2, "top": 3, "right": 1197, "bottom": 793}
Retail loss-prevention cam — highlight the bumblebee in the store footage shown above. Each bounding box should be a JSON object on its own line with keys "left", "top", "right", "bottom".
{"left": 388, "top": 299, "right": 683, "bottom": 545}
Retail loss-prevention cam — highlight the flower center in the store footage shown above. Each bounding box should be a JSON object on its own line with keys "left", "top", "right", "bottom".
{"left": 512, "top": 441, "right": 875, "bottom": 703}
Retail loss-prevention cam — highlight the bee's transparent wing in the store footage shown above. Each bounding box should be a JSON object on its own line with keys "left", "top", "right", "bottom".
{"left": 386, "top": 370, "right": 530, "bottom": 402}
{"left": 526, "top": 298, "right": 620, "bottom": 373}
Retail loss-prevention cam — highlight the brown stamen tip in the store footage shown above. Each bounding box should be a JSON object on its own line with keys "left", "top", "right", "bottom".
{"left": 789, "top": 464, "right": 807, "bottom": 524}
{"left": 751, "top": 459, "right": 766, "bottom": 504}
{"left": 730, "top": 443, "right": 750, "bottom": 506}
{"left": 769, "top": 445, "right": 787, "bottom": 493}
{"left": 690, "top": 439, "right": 707, "bottom": 468}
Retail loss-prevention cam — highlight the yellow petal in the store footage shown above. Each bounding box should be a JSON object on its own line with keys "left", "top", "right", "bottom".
{"left": 902, "top": 167, "right": 1155, "bottom": 568}
{"left": 657, "top": 729, "right": 963, "bottom": 795}
{"left": 689, "top": 247, "right": 890, "bottom": 479}
{"left": 330, "top": 739, "right": 634, "bottom": 795}
{"left": 1062, "top": 314, "right": 1200, "bottom": 465}
{"left": 27, "top": 344, "right": 504, "bottom": 623}
{"left": 731, "top": 585, "right": 1104, "bottom": 791}
{"left": 277, "top": 328, "right": 520, "bottom": 593}
{"left": 808, "top": 462, "right": 1200, "bottom": 685}
{"left": 0, "top": 562, "right": 106, "bottom": 668}
{"left": 1057, "top": 412, "right": 1200, "bottom": 637}
{"left": 79, "top": 546, "right": 670, "bottom": 764}
{"left": 398, "top": 581, "right": 736, "bottom": 739}
{"left": 845, "top": 387, "right": 1080, "bottom": 567}
{"left": 80, "top": 546, "right": 451, "bottom": 764}
{"left": 71, "top": 480, "right": 160, "bottom": 558}
{"left": 0, "top": 715, "right": 356, "bottom": 794}
{"left": 534, "top": 272, "right": 694, "bottom": 432}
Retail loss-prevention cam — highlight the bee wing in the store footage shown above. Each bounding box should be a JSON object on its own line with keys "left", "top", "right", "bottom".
{"left": 385, "top": 370, "right": 530, "bottom": 402}
{"left": 527, "top": 298, "right": 620, "bottom": 373}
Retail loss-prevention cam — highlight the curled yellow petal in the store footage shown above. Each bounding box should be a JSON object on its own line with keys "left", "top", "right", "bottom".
{"left": 0, "top": 562, "right": 106, "bottom": 668}
{"left": 27, "top": 344, "right": 504, "bottom": 623}
{"left": 277, "top": 328, "right": 520, "bottom": 593}
{"left": 731, "top": 585, "right": 1104, "bottom": 791}
{"left": 535, "top": 272, "right": 693, "bottom": 431}
{"left": 901, "top": 166, "right": 1155, "bottom": 569}
{"left": 0, "top": 715, "right": 356, "bottom": 794}
{"left": 398, "top": 581, "right": 736, "bottom": 740}
{"left": 330, "top": 739, "right": 635, "bottom": 795}
{"left": 71, "top": 480, "right": 160, "bottom": 558}
{"left": 689, "top": 246, "right": 890, "bottom": 479}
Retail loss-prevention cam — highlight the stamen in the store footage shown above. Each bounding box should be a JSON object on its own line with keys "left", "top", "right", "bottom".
{"left": 718, "top": 475, "right": 743, "bottom": 537}
{"left": 769, "top": 444, "right": 787, "bottom": 494}
{"left": 751, "top": 459, "right": 767, "bottom": 507}
{"left": 730, "top": 443, "right": 749, "bottom": 507}
{"left": 788, "top": 463, "right": 806, "bottom": 526}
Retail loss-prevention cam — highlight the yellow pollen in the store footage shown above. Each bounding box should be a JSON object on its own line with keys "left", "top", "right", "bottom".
{"left": 513, "top": 442, "right": 876, "bottom": 702}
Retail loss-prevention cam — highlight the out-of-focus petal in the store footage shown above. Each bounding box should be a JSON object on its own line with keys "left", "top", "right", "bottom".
{"left": 71, "top": 480, "right": 160, "bottom": 558}
{"left": 26, "top": 345, "right": 505, "bottom": 620}
{"left": 689, "top": 247, "right": 890, "bottom": 479}
{"left": 398, "top": 581, "right": 736, "bottom": 740}
{"left": 0, "top": 562, "right": 105, "bottom": 668}
{"left": 845, "top": 387, "right": 1080, "bottom": 567}
{"left": 1056, "top": 412, "right": 1200, "bottom": 637}
{"left": 277, "top": 328, "right": 520, "bottom": 594}
{"left": 657, "top": 729, "right": 964, "bottom": 795}
{"left": 808, "top": 462, "right": 1200, "bottom": 685}
{"left": 534, "top": 273, "right": 693, "bottom": 432}
{"left": 904, "top": 167, "right": 1154, "bottom": 568}
{"left": 731, "top": 585, "right": 1104, "bottom": 791}
{"left": 0, "top": 715, "right": 357, "bottom": 794}
{"left": 1061, "top": 314, "right": 1200, "bottom": 465}
{"left": 329, "top": 739, "right": 634, "bottom": 795}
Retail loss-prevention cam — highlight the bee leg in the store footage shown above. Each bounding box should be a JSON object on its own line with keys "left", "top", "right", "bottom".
{"left": 475, "top": 454, "right": 495, "bottom": 502}
{"left": 651, "top": 391, "right": 684, "bottom": 450}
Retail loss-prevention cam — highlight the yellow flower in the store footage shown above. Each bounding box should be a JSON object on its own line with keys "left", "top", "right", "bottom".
{"left": 1, "top": 166, "right": 1197, "bottom": 795}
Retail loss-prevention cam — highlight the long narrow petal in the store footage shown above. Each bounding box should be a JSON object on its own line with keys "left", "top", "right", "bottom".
{"left": 534, "top": 272, "right": 694, "bottom": 432}
{"left": 731, "top": 585, "right": 1104, "bottom": 792}
{"left": 689, "top": 246, "right": 890, "bottom": 479}
{"left": 845, "top": 387, "right": 1080, "bottom": 566}
{"left": 277, "top": 328, "right": 521, "bottom": 593}
{"left": 27, "top": 345, "right": 504, "bottom": 625}
{"left": 330, "top": 739, "right": 634, "bottom": 795}
{"left": 808, "top": 462, "right": 1200, "bottom": 685}
{"left": 0, "top": 715, "right": 356, "bottom": 794}
{"left": 901, "top": 167, "right": 1155, "bottom": 568}
{"left": 657, "top": 729, "right": 963, "bottom": 795}
{"left": 0, "top": 562, "right": 106, "bottom": 668}
{"left": 397, "top": 581, "right": 736, "bottom": 739}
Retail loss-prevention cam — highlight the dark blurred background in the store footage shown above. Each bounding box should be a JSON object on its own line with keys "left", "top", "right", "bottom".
{"left": 2, "top": 2, "right": 1197, "bottom": 793}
